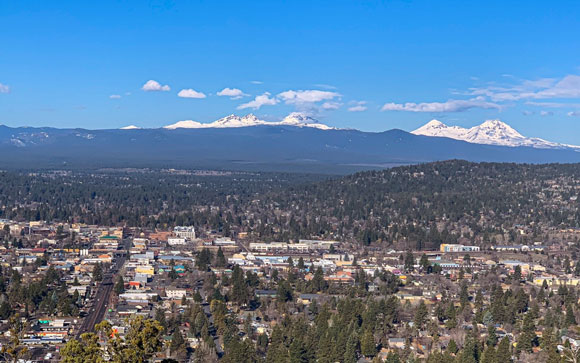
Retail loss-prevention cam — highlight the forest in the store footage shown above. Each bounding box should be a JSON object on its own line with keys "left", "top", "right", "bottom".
{"left": 1, "top": 161, "right": 579, "bottom": 249}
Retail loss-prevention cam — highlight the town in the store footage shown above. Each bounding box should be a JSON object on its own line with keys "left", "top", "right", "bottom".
{"left": 1, "top": 213, "right": 580, "bottom": 362}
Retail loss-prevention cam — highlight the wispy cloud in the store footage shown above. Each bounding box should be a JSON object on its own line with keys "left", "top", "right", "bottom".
{"left": 381, "top": 97, "right": 501, "bottom": 112}
{"left": 0, "top": 83, "right": 10, "bottom": 94}
{"left": 217, "top": 87, "right": 248, "bottom": 99}
{"left": 313, "top": 84, "right": 338, "bottom": 90}
{"left": 525, "top": 101, "right": 580, "bottom": 108}
{"left": 177, "top": 89, "right": 206, "bottom": 99}
{"left": 142, "top": 80, "right": 170, "bottom": 92}
{"left": 278, "top": 90, "right": 340, "bottom": 105}
{"left": 568, "top": 111, "right": 580, "bottom": 117}
{"left": 109, "top": 94, "right": 121, "bottom": 99}
{"left": 348, "top": 101, "right": 367, "bottom": 112}
{"left": 237, "top": 92, "right": 278, "bottom": 110}
{"left": 321, "top": 101, "right": 342, "bottom": 110}
{"left": 470, "top": 74, "right": 580, "bottom": 101}
{"left": 540, "top": 110, "right": 553, "bottom": 116}
{"left": 250, "top": 80, "right": 263, "bottom": 85}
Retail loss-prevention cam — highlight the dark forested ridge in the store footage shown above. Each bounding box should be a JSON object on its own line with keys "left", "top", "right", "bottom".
{"left": 2, "top": 125, "right": 580, "bottom": 174}
{"left": 1, "top": 160, "right": 579, "bottom": 249}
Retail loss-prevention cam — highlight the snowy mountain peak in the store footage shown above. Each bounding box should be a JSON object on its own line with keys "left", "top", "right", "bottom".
{"left": 412, "top": 119, "right": 579, "bottom": 150}
{"left": 163, "top": 113, "right": 334, "bottom": 130}
{"left": 477, "top": 120, "right": 521, "bottom": 135}
{"left": 279, "top": 113, "right": 334, "bottom": 130}
{"left": 412, "top": 119, "right": 465, "bottom": 139}
{"left": 282, "top": 112, "right": 317, "bottom": 125}
{"left": 163, "top": 120, "right": 204, "bottom": 129}
{"left": 426, "top": 119, "right": 447, "bottom": 127}
{"left": 120, "top": 125, "right": 141, "bottom": 130}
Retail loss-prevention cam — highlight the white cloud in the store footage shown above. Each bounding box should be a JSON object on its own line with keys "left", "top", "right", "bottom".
{"left": 313, "top": 84, "right": 338, "bottom": 90}
{"left": 321, "top": 101, "right": 342, "bottom": 110}
{"left": 251, "top": 80, "right": 263, "bottom": 85}
{"left": 348, "top": 105, "right": 367, "bottom": 112}
{"left": 348, "top": 101, "right": 367, "bottom": 112}
{"left": 470, "top": 74, "right": 580, "bottom": 101}
{"left": 522, "top": 110, "right": 534, "bottom": 116}
{"left": 277, "top": 90, "right": 340, "bottom": 105}
{"left": 535, "top": 75, "right": 580, "bottom": 98}
{"left": 142, "top": 80, "right": 171, "bottom": 92}
{"left": 237, "top": 92, "right": 278, "bottom": 110}
{"left": 540, "top": 110, "right": 553, "bottom": 116}
{"left": 381, "top": 97, "right": 501, "bottom": 112}
{"left": 217, "top": 87, "right": 248, "bottom": 99}
{"left": 568, "top": 111, "right": 580, "bottom": 117}
{"left": 177, "top": 89, "right": 206, "bottom": 99}
{"left": 0, "top": 83, "right": 10, "bottom": 94}
{"left": 109, "top": 94, "right": 121, "bottom": 99}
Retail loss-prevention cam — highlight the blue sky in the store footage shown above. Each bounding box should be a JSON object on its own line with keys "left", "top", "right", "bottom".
{"left": 1, "top": 1, "right": 580, "bottom": 143}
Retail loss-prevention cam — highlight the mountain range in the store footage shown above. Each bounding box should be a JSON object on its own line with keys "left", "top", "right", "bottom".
{"left": 412, "top": 119, "right": 580, "bottom": 150}
{"left": 1, "top": 114, "right": 579, "bottom": 173}
{"left": 160, "top": 113, "right": 334, "bottom": 130}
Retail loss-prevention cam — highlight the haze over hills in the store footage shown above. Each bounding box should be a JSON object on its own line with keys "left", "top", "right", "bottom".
{"left": 1, "top": 116, "right": 580, "bottom": 173}
{"left": 412, "top": 119, "right": 580, "bottom": 150}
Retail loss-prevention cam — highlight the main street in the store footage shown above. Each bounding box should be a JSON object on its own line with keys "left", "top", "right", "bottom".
{"left": 75, "top": 240, "right": 129, "bottom": 338}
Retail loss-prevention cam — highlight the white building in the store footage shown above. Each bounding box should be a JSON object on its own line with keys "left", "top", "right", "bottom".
{"left": 174, "top": 226, "right": 196, "bottom": 240}
{"left": 214, "top": 237, "right": 236, "bottom": 246}
{"left": 168, "top": 237, "right": 187, "bottom": 246}
{"left": 249, "top": 242, "right": 289, "bottom": 252}
{"left": 165, "top": 288, "right": 187, "bottom": 300}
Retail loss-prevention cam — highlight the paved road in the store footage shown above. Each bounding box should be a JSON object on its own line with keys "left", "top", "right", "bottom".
{"left": 75, "top": 242, "right": 129, "bottom": 338}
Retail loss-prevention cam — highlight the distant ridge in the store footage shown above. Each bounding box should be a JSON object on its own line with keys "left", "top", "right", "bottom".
{"left": 1, "top": 122, "right": 580, "bottom": 173}
{"left": 412, "top": 119, "right": 580, "bottom": 150}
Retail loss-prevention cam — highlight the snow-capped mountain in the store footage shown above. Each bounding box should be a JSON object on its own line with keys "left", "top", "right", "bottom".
{"left": 120, "top": 125, "right": 141, "bottom": 130}
{"left": 163, "top": 113, "right": 334, "bottom": 130}
{"left": 278, "top": 113, "right": 334, "bottom": 130}
{"left": 412, "top": 119, "right": 580, "bottom": 150}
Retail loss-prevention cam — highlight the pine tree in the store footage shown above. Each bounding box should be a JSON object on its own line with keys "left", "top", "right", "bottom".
{"left": 414, "top": 300, "right": 428, "bottom": 330}
{"left": 486, "top": 325, "right": 498, "bottom": 347}
{"left": 447, "top": 339, "right": 458, "bottom": 354}
{"left": 215, "top": 247, "right": 227, "bottom": 268}
{"left": 517, "top": 313, "right": 537, "bottom": 353}
{"left": 419, "top": 254, "right": 430, "bottom": 271}
{"left": 170, "top": 329, "right": 186, "bottom": 354}
{"left": 93, "top": 263, "right": 103, "bottom": 282}
{"left": 360, "top": 329, "right": 376, "bottom": 357}
{"left": 297, "top": 257, "right": 305, "bottom": 270}
{"left": 343, "top": 332, "right": 359, "bottom": 363}
{"left": 114, "top": 275, "right": 124, "bottom": 295}
{"left": 231, "top": 265, "right": 250, "bottom": 305}
{"left": 404, "top": 251, "right": 414, "bottom": 272}
{"left": 496, "top": 337, "right": 512, "bottom": 362}
{"left": 480, "top": 345, "right": 496, "bottom": 363}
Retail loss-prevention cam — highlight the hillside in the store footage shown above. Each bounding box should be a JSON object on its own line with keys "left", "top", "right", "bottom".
{"left": 1, "top": 161, "right": 578, "bottom": 249}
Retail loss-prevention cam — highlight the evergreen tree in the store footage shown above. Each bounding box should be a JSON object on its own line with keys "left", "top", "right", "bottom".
{"left": 93, "top": 263, "right": 103, "bottom": 282}
{"left": 360, "top": 329, "right": 376, "bottom": 357}
{"left": 496, "top": 337, "right": 512, "bottom": 362}
{"left": 413, "top": 300, "right": 428, "bottom": 330}
{"left": 114, "top": 275, "right": 124, "bottom": 295}
{"left": 404, "top": 251, "right": 414, "bottom": 272}
{"left": 447, "top": 339, "right": 458, "bottom": 355}
{"left": 215, "top": 247, "right": 227, "bottom": 268}
{"left": 343, "top": 332, "right": 359, "bottom": 363}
